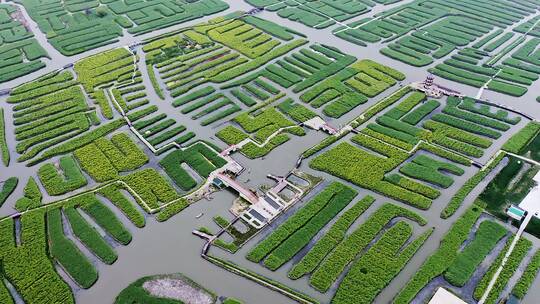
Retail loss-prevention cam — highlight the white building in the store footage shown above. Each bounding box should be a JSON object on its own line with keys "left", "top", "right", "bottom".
{"left": 428, "top": 288, "right": 468, "bottom": 304}
{"left": 518, "top": 171, "right": 540, "bottom": 219}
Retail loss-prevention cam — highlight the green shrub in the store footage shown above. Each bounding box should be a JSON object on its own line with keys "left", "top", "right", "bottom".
{"left": 216, "top": 126, "right": 248, "bottom": 145}
{"left": 394, "top": 206, "right": 482, "bottom": 303}
{"left": 289, "top": 196, "right": 374, "bottom": 279}
{"left": 487, "top": 80, "right": 527, "bottom": 97}
{"left": 0, "top": 212, "right": 74, "bottom": 303}
{"left": 309, "top": 203, "right": 426, "bottom": 292}
{"left": 200, "top": 105, "right": 241, "bottom": 126}
{"left": 127, "top": 106, "right": 157, "bottom": 121}
{"left": 444, "top": 220, "right": 507, "bottom": 286}
{"left": 384, "top": 92, "right": 426, "bottom": 119}
{"left": 213, "top": 215, "right": 230, "bottom": 228}
{"left": 75, "top": 142, "right": 119, "bottom": 182}
{"left": 367, "top": 123, "right": 418, "bottom": 144}
{"left": 79, "top": 194, "right": 132, "bottom": 245}
{"left": 432, "top": 113, "right": 501, "bottom": 138}
{"left": 96, "top": 133, "right": 149, "bottom": 171}
{"left": 231, "top": 89, "right": 257, "bottom": 107}
{"left": 15, "top": 177, "right": 42, "bottom": 212}
{"left": 64, "top": 207, "right": 117, "bottom": 264}
{"left": 262, "top": 185, "right": 357, "bottom": 270}
{"left": 458, "top": 98, "right": 520, "bottom": 124}
{"left": 441, "top": 153, "right": 505, "bottom": 218}
{"left": 38, "top": 156, "right": 87, "bottom": 195}
{"left": 243, "top": 84, "right": 269, "bottom": 100}
{"left": 377, "top": 116, "right": 423, "bottom": 137}
{"left": 246, "top": 182, "right": 354, "bottom": 263}
{"left": 400, "top": 155, "right": 464, "bottom": 189}
{"left": 0, "top": 108, "right": 9, "bottom": 166}
{"left": 156, "top": 199, "right": 189, "bottom": 222}
{"left": 512, "top": 249, "right": 540, "bottom": 299}
{"left": 473, "top": 237, "right": 532, "bottom": 303}
{"left": 310, "top": 139, "right": 432, "bottom": 210}
{"left": 502, "top": 121, "right": 540, "bottom": 153}
{"left": 443, "top": 102, "right": 510, "bottom": 131}
{"left": 28, "top": 118, "right": 126, "bottom": 165}
{"left": 424, "top": 120, "right": 492, "bottom": 149}
{"left": 211, "top": 39, "right": 308, "bottom": 83}
{"left": 384, "top": 174, "right": 440, "bottom": 199}
{"left": 242, "top": 15, "right": 302, "bottom": 40}
{"left": 47, "top": 208, "right": 98, "bottom": 288}
{"left": 172, "top": 87, "right": 216, "bottom": 107}
{"left": 159, "top": 143, "right": 226, "bottom": 191}
{"left": 98, "top": 184, "right": 145, "bottom": 228}
{"left": 0, "top": 177, "right": 18, "bottom": 207}
{"left": 277, "top": 98, "right": 317, "bottom": 123}
{"left": 223, "top": 298, "right": 243, "bottom": 304}
{"left": 355, "top": 86, "right": 412, "bottom": 125}
{"left": 332, "top": 224, "right": 432, "bottom": 304}
{"left": 121, "top": 168, "right": 180, "bottom": 211}
{"left": 180, "top": 93, "right": 223, "bottom": 114}
{"left": 146, "top": 64, "right": 165, "bottom": 99}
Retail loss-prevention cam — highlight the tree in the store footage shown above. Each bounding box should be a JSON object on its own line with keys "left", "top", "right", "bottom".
{"left": 96, "top": 7, "right": 107, "bottom": 17}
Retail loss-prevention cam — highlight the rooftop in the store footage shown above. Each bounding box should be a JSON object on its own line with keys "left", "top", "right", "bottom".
{"left": 518, "top": 171, "right": 540, "bottom": 219}
{"left": 428, "top": 288, "right": 468, "bottom": 304}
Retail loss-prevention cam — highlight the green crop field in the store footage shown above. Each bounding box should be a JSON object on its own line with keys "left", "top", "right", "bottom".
{"left": 0, "top": 4, "right": 49, "bottom": 83}
{"left": 14, "top": 0, "right": 229, "bottom": 56}
{"left": 1, "top": 4, "right": 540, "bottom": 304}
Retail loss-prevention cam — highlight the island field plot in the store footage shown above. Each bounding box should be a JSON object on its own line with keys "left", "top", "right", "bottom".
{"left": 5, "top": 45, "right": 199, "bottom": 167}
{"left": 309, "top": 90, "right": 525, "bottom": 212}
{"left": 426, "top": 37, "right": 540, "bottom": 97}
{"left": 0, "top": 129, "right": 201, "bottom": 304}
{"left": 144, "top": 13, "right": 405, "bottom": 120}
{"left": 308, "top": 0, "right": 540, "bottom": 97}
{"left": 476, "top": 126, "right": 540, "bottom": 239}
{"left": 394, "top": 205, "right": 540, "bottom": 304}
{"left": 333, "top": 0, "right": 539, "bottom": 49}
{"left": 3, "top": 4, "right": 540, "bottom": 304}
{"left": 0, "top": 3, "right": 49, "bottom": 83}
{"left": 515, "top": 15, "right": 540, "bottom": 38}
{"left": 244, "top": 0, "right": 405, "bottom": 29}
{"left": 11, "top": 0, "right": 230, "bottom": 56}
{"left": 206, "top": 180, "right": 434, "bottom": 304}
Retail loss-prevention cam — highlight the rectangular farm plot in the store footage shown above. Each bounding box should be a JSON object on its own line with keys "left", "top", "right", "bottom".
{"left": 0, "top": 4, "right": 49, "bottom": 83}
{"left": 17, "top": 0, "right": 229, "bottom": 55}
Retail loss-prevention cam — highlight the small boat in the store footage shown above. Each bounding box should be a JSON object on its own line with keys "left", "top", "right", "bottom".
{"left": 196, "top": 213, "right": 204, "bottom": 219}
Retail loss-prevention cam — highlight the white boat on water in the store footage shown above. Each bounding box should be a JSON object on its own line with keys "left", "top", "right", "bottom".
{"left": 196, "top": 213, "right": 204, "bottom": 219}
